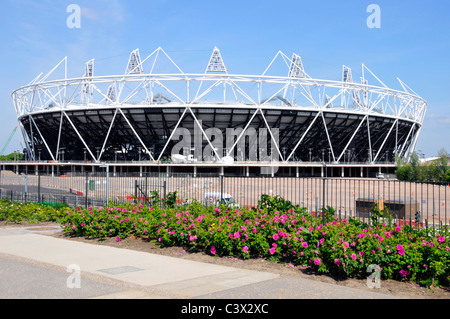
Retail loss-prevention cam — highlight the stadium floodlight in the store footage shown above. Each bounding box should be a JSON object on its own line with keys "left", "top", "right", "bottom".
{"left": 126, "top": 49, "right": 144, "bottom": 74}
{"left": 288, "top": 53, "right": 305, "bottom": 78}
{"left": 343, "top": 65, "right": 353, "bottom": 83}
{"left": 206, "top": 47, "right": 228, "bottom": 73}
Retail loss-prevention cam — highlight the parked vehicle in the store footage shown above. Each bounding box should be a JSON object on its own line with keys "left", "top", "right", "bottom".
{"left": 376, "top": 173, "right": 385, "bottom": 179}
{"left": 204, "top": 192, "right": 239, "bottom": 208}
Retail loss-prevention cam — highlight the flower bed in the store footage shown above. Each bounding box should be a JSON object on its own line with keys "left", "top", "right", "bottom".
{"left": 1, "top": 197, "right": 448, "bottom": 288}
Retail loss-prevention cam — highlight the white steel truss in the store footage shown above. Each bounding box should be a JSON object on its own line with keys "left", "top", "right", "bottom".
{"left": 11, "top": 47, "right": 427, "bottom": 163}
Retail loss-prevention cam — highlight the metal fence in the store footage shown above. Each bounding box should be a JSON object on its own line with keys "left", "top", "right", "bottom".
{"left": 0, "top": 169, "right": 448, "bottom": 228}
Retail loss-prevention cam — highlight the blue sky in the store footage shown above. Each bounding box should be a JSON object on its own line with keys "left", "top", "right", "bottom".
{"left": 0, "top": 0, "right": 449, "bottom": 157}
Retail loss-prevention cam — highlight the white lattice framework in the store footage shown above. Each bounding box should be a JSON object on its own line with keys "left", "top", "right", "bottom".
{"left": 11, "top": 47, "right": 427, "bottom": 164}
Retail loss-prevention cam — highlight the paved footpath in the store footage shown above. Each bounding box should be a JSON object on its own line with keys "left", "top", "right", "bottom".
{"left": 0, "top": 225, "right": 397, "bottom": 300}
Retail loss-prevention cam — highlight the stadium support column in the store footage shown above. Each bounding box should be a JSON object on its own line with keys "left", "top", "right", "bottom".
{"left": 194, "top": 166, "right": 197, "bottom": 178}
{"left": 360, "top": 167, "right": 363, "bottom": 178}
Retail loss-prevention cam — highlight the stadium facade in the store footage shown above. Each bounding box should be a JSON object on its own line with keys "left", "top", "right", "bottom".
{"left": 9, "top": 47, "right": 427, "bottom": 177}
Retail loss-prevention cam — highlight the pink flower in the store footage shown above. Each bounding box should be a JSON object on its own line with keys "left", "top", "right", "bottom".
{"left": 395, "top": 225, "right": 401, "bottom": 232}
{"left": 272, "top": 233, "right": 279, "bottom": 241}
{"left": 116, "top": 236, "right": 121, "bottom": 242}
{"left": 438, "top": 236, "right": 445, "bottom": 243}
{"left": 396, "top": 244, "right": 405, "bottom": 255}
{"left": 269, "top": 247, "right": 276, "bottom": 255}
{"left": 71, "top": 225, "right": 76, "bottom": 230}
{"left": 342, "top": 242, "right": 349, "bottom": 249}
{"left": 210, "top": 246, "right": 216, "bottom": 255}
{"left": 334, "top": 258, "right": 341, "bottom": 266}
{"left": 302, "top": 242, "right": 308, "bottom": 248}
{"left": 351, "top": 254, "right": 357, "bottom": 260}
{"left": 81, "top": 223, "right": 85, "bottom": 227}
{"left": 234, "top": 232, "right": 240, "bottom": 239}
{"left": 243, "top": 246, "right": 249, "bottom": 253}
{"left": 399, "top": 269, "right": 409, "bottom": 278}
{"left": 314, "top": 258, "right": 321, "bottom": 266}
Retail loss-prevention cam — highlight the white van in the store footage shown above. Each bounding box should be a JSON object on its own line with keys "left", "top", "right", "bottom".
{"left": 204, "top": 192, "right": 239, "bottom": 208}
{"left": 376, "top": 173, "right": 385, "bottom": 179}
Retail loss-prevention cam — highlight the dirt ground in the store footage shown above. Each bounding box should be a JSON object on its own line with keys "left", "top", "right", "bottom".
{"left": 2, "top": 221, "right": 449, "bottom": 299}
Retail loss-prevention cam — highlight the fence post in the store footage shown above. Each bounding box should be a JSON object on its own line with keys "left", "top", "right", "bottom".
{"left": 85, "top": 171, "right": 88, "bottom": 209}
{"left": 220, "top": 175, "right": 224, "bottom": 203}
{"left": 24, "top": 173, "right": 28, "bottom": 202}
{"left": 322, "top": 162, "right": 327, "bottom": 224}
{"left": 37, "top": 172, "right": 41, "bottom": 203}
{"left": 163, "top": 180, "right": 167, "bottom": 204}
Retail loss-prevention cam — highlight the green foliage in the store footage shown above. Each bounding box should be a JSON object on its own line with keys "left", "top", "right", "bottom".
{"left": 257, "top": 194, "right": 296, "bottom": 213}
{"left": 395, "top": 149, "right": 449, "bottom": 184}
{"left": 0, "top": 153, "right": 24, "bottom": 161}
{"left": 163, "top": 191, "right": 178, "bottom": 208}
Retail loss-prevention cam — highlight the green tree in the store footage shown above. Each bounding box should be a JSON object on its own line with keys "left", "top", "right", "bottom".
{"left": 409, "top": 152, "right": 420, "bottom": 181}
{"left": 436, "top": 148, "right": 449, "bottom": 181}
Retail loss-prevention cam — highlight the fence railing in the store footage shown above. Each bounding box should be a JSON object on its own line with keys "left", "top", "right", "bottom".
{"left": 0, "top": 169, "right": 448, "bottom": 229}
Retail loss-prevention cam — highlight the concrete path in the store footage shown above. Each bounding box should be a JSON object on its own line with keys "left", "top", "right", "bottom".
{"left": 0, "top": 225, "right": 397, "bottom": 300}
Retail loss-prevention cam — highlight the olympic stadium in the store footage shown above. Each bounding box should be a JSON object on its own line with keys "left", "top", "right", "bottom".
{"left": 9, "top": 47, "right": 427, "bottom": 177}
